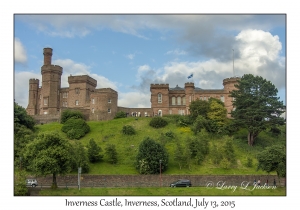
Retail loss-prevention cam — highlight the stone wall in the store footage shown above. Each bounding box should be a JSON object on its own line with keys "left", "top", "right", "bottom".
{"left": 33, "top": 174, "right": 285, "bottom": 188}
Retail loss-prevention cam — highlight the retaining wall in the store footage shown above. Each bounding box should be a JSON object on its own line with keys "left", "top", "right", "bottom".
{"left": 32, "top": 174, "right": 285, "bottom": 188}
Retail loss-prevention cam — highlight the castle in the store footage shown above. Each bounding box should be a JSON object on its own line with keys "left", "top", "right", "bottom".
{"left": 26, "top": 48, "right": 239, "bottom": 122}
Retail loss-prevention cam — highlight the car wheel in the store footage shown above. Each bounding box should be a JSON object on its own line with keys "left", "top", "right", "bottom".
{"left": 32, "top": 184, "right": 36, "bottom": 187}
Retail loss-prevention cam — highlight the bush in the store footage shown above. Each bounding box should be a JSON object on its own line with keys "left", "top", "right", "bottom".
{"left": 61, "top": 118, "right": 90, "bottom": 139}
{"left": 61, "top": 109, "right": 84, "bottom": 124}
{"left": 165, "top": 131, "right": 175, "bottom": 139}
{"left": 149, "top": 117, "right": 168, "bottom": 128}
{"left": 122, "top": 125, "right": 136, "bottom": 135}
{"left": 114, "top": 111, "right": 127, "bottom": 119}
{"left": 136, "top": 137, "right": 168, "bottom": 174}
{"left": 105, "top": 144, "right": 118, "bottom": 164}
{"left": 87, "top": 139, "right": 103, "bottom": 163}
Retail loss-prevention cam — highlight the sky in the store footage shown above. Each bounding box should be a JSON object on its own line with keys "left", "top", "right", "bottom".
{"left": 14, "top": 14, "right": 286, "bottom": 109}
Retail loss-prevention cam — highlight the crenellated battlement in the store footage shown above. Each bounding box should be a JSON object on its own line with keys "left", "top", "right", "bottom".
{"left": 223, "top": 76, "right": 240, "bottom": 85}
{"left": 29, "top": 78, "right": 39, "bottom": 84}
{"left": 150, "top": 84, "right": 169, "bottom": 89}
{"left": 68, "top": 75, "right": 97, "bottom": 87}
{"left": 184, "top": 82, "right": 195, "bottom": 88}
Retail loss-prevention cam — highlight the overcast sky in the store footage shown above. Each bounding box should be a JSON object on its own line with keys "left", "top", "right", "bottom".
{"left": 14, "top": 14, "right": 286, "bottom": 109}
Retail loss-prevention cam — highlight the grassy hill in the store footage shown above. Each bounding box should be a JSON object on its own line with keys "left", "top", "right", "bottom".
{"left": 35, "top": 116, "right": 286, "bottom": 175}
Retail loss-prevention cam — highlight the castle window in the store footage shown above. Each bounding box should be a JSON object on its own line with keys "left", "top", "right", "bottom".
{"left": 108, "top": 108, "right": 111, "bottom": 113}
{"left": 92, "top": 108, "right": 94, "bottom": 113}
{"left": 189, "top": 96, "right": 192, "bottom": 102}
{"left": 204, "top": 97, "right": 207, "bottom": 101}
{"left": 220, "top": 95, "right": 225, "bottom": 102}
{"left": 92, "top": 98, "right": 95, "bottom": 104}
{"left": 43, "top": 111, "right": 48, "bottom": 115}
{"left": 200, "top": 96, "right": 203, "bottom": 100}
{"left": 63, "top": 92, "right": 68, "bottom": 98}
{"left": 75, "top": 88, "right": 80, "bottom": 94}
{"left": 169, "top": 110, "right": 172, "bottom": 114}
{"left": 63, "top": 101, "right": 68, "bottom": 107}
{"left": 182, "top": 97, "right": 186, "bottom": 105}
{"left": 75, "top": 100, "right": 79, "bottom": 106}
{"left": 43, "top": 98, "right": 48, "bottom": 105}
{"left": 178, "top": 110, "right": 185, "bottom": 115}
{"left": 177, "top": 96, "right": 181, "bottom": 105}
{"left": 108, "top": 99, "right": 111, "bottom": 103}
{"left": 158, "top": 93, "right": 162, "bottom": 103}
{"left": 172, "top": 97, "right": 176, "bottom": 105}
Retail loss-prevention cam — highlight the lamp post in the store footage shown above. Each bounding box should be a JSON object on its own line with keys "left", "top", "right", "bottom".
{"left": 159, "top": 159, "right": 162, "bottom": 187}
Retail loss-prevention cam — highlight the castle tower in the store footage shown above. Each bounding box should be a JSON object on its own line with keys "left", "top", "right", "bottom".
{"left": 223, "top": 77, "right": 240, "bottom": 116}
{"left": 26, "top": 79, "right": 39, "bottom": 115}
{"left": 40, "top": 48, "right": 63, "bottom": 115}
{"left": 184, "top": 82, "right": 195, "bottom": 111}
{"left": 150, "top": 84, "right": 169, "bottom": 116}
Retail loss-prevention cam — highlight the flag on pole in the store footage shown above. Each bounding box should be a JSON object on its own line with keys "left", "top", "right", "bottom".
{"left": 187, "top": 73, "right": 193, "bottom": 79}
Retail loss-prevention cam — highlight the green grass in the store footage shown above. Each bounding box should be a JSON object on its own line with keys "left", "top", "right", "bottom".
{"left": 39, "top": 186, "right": 286, "bottom": 196}
{"left": 35, "top": 117, "right": 285, "bottom": 175}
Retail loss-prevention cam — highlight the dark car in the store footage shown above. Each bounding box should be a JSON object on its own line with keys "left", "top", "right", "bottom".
{"left": 170, "top": 179, "right": 192, "bottom": 187}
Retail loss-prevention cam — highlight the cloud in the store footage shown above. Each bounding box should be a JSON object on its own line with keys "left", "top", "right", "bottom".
{"left": 132, "top": 29, "right": 285, "bottom": 94}
{"left": 126, "top": 54, "right": 135, "bottom": 60}
{"left": 166, "top": 49, "right": 187, "bottom": 56}
{"left": 118, "top": 91, "right": 151, "bottom": 108}
{"left": 14, "top": 38, "right": 27, "bottom": 64}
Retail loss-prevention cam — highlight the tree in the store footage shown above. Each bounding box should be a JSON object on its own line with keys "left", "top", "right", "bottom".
{"left": 105, "top": 144, "right": 118, "bottom": 164}
{"left": 71, "top": 141, "right": 90, "bottom": 173}
{"left": 207, "top": 98, "right": 227, "bottom": 127}
{"left": 14, "top": 102, "right": 35, "bottom": 130}
{"left": 189, "top": 99, "right": 209, "bottom": 121}
{"left": 257, "top": 145, "right": 286, "bottom": 178}
{"left": 23, "top": 132, "right": 73, "bottom": 189}
{"left": 136, "top": 137, "right": 168, "bottom": 174}
{"left": 230, "top": 74, "right": 285, "bottom": 146}
{"left": 14, "top": 169, "right": 28, "bottom": 196}
{"left": 174, "top": 142, "right": 186, "bottom": 170}
{"left": 87, "top": 138, "right": 103, "bottom": 163}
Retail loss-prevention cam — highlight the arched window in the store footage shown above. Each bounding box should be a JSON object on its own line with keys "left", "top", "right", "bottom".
{"left": 177, "top": 96, "right": 181, "bottom": 105}
{"left": 220, "top": 95, "right": 225, "bottom": 102}
{"left": 172, "top": 96, "right": 176, "bottom": 105}
{"left": 158, "top": 93, "right": 162, "bottom": 103}
{"left": 182, "top": 97, "right": 186, "bottom": 105}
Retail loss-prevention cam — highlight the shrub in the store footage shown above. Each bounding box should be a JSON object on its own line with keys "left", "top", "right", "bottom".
{"left": 165, "top": 131, "right": 175, "bottom": 139}
{"left": 136, "top": 137, "right": 168, "bottom": 174}
{"left": 61, "top": 109, "right": 84, "bottom": 124}
{"left": 87, "top": 139, "right": 103, "bottom": 163}
{"left": 149, "top": 117, "right": 168, "bottom": 128}
{"left": 61, "top": 118, "right": 90, "bottom": 139}
{"left": 114, "top": 111, "right": 127, "bottom": 119}
{"left": 122, "top": 125, "right": 136, "bottom": 135}
{"left": 105, "top": 144, "right": 118, "bottom": 164}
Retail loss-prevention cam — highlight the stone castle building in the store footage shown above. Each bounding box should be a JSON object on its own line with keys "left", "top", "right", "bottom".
{"left": 150, "top": 77, "right": 239, "bottom": 117}
{"left": 26, "top": 48, "right": 239, "bottom": 122}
